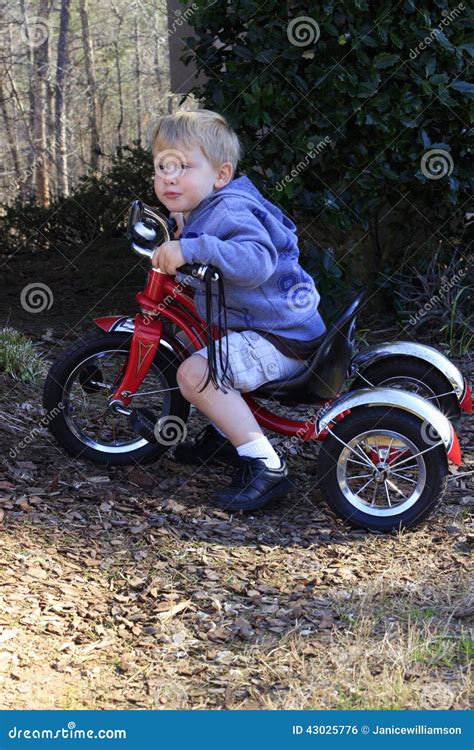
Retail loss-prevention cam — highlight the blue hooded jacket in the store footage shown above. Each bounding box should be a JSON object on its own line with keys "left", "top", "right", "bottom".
{"left": 179, "top": 175, "right": 326, "bottom": 358}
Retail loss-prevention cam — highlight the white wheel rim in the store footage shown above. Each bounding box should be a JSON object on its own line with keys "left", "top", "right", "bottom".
{"left": 62, "top": 348, "right": 171, "bottom": 454}
{"left": 336, "top": 429, "right": 427, "bottom": 517}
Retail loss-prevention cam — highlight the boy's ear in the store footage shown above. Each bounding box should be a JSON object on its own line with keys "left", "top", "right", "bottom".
{"left": 214, "top": 162, "right": 233, "bottom": 189}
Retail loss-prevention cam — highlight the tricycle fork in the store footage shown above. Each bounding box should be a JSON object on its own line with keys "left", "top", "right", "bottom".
{"left": 108, "top": 313, "right": 163, "bottom": 415}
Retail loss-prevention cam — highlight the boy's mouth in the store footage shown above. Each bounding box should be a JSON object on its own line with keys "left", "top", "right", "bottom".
{"left": 164, "top": 192, "right": 181, "bottom": 198}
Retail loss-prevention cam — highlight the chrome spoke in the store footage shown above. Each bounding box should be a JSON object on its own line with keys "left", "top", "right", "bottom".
{"left": 337, "top": 428, "right": 426, "bottom": 517}
{"left": 371, "top": 482, "right": 379, "bottom": 506}
{"left": 386, "top": 478, "right": 408, "bottom": 500}
{"left": 354, "top": 476, "right": 377, "bottom": 495}
{"left": 387, "top": 436, "right": 394, "bottom": 457}
{"left": 62, "top": 346, "right": 172, "bottom": 454}
{"left": 390, "top": 470, "right": 417, "bottom": 484}
{"left": 353, "top": 445, "right": 377, "bottom": 469}
{"left": 389, "top": 443, "right": 440, "bottom": 470}
{"left": 347, "top": 456, "right": 374, "bottom": 469}
{"left": 383, "top": 480, "right": 392, "bottom": 507}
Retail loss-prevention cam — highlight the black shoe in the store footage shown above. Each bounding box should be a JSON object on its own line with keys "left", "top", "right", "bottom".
{"left": 213, "top": 456, "right": 292, "bottom": 512}
{"left": 173, "top": 425, "right": 240, "bottom": 466}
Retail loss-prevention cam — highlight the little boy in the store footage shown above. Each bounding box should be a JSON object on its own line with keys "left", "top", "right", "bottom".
{"left": 151, "top": 109, "right": 325, "bottom": 512}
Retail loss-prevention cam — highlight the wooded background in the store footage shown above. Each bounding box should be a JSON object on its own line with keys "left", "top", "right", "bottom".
{"left": 0, "top": 1, "right": 472, "bottom": 336}
{"left": 0, "top": 0, "right": 191, "bottom": 205}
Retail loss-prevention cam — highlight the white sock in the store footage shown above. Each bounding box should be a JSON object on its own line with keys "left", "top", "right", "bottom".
{"left": 237, "top": 436, "right": 282, "bottom": 469}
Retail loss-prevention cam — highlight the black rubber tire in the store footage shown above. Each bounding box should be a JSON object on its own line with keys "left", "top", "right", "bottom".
{"left": 318, "top": 406, "right": 448, "bottom": 532}
{"left": 43, "top": 332, "right": 189, "bottom": 466}
{"left": 350, "top": 356, "right": 460, "bottom": 420}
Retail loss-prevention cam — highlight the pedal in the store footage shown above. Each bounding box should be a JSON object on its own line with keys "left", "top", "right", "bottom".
{"left": 129, "top": 408, "right": 157, "bottom": 443}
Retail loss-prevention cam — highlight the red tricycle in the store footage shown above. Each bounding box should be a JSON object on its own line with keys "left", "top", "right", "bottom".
{"left": 43, "top": 201, "right": 471, "bottom": 531}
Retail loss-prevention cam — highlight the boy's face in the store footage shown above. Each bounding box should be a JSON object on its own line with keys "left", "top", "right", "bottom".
{"left": 153, "top": 141, "right": 232, "bottom": 217}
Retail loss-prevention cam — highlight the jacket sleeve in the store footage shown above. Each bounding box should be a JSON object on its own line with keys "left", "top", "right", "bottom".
{"left": 179, "top": 203, "right": 279, "bottom": 288}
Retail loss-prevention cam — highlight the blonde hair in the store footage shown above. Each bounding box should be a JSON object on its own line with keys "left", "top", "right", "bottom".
{"left": 150, "top": 109, "right": 241, "bottom": 173}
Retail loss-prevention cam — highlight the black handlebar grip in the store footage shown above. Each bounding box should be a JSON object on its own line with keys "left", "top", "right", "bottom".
{"left": 176, "top": 263, "right": 199, "bottom": 276}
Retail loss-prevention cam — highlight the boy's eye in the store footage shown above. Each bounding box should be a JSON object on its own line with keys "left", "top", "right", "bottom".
{"left": 156, "top": 163, "right": 191, "bottom": 173}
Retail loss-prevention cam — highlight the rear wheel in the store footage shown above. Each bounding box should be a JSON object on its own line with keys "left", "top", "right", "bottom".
{"left": 43, "top": 332, "right": 190, "bottom": 465}
{"left": 351, "top": 357, "right": 459, "bottom": 420}
{"left": 318, "top": 406, "right": 448, "bottom": 531}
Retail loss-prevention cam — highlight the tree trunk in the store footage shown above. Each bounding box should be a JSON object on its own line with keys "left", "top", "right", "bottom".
{"left": 78, "top": 0, "right": 101, "bottom": 170}
{"left": 134, "top": 16, "right": 141, "bottom": 143}
{"left": 153, "top": 17, "right": 162, "bottom": 90}
{"left": 55, "top": 0, "right": 71, "bottom": 197}
{"left": 31, "top": 0, "right": 51, "bottom": 207}
{"left": 18, "top": 0, "right": 38, "bottom": 199}
{"left": 0, "top": 79, "right": 22, "bottom": 198}
{"left": 114, "top": 39, "right": 124, "bottom": 149}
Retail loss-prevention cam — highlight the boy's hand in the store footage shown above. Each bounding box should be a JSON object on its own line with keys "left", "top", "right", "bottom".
{"left": 151, "top": 240, "right": 185, "bottom": 275}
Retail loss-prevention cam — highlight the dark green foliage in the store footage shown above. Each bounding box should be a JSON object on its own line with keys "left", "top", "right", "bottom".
{"left": 0, "top": 144, "right": 157, "bottom": 254}
{"left": 180, "top": 0, "right": 473, "bottom": 294}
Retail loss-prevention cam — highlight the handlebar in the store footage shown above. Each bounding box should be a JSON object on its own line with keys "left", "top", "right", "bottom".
{"left": 127, "top": 201, "right": 218, "bottom": 281}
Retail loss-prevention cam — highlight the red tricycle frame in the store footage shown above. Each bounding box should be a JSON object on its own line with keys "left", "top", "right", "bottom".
{"left": 96, "top": 267, "right": 327, "bottom": 442}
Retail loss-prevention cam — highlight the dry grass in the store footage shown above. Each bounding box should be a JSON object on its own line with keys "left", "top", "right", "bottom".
{"left": 0, "top": 341, "right": 472, "bottom": 710}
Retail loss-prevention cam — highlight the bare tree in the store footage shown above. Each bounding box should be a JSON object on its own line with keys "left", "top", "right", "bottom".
{"left": 29, "top": 0, "right": 52, "bottom": 206}
{"left": 134, "top": 16, "right": 141, "bottom": 143}
{"left": 55, "top": 0, "right": 71, "bottom": 196}
{"left": 78, "top": 0, "right": 101, "bottom": 170}
{"left": 0, "top": 78, "right": 22, "bottom": 195}
{"left": 18, "top": 0, "right": 40, "bottom": 199}
{"left": 0, "top": 0, "right": 182, "bottom": 204}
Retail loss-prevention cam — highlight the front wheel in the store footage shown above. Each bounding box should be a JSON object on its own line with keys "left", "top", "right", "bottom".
{"left": 318, "top": 407, "right": 448, "bottom": 531}
{"left": 43, "top": 332, "right": 190, "bottom": 465}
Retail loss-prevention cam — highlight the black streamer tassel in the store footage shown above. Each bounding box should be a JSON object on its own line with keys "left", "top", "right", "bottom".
{"left": 197, "top": 267, "right": 232, "bottom": 393}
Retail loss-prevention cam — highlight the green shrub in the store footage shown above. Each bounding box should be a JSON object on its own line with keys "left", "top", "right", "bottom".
{"left": 0, "top": 328, "right": 47, "bottom": 384}
{"left": 181, "top": 0, "right": 473, "bottom": 291}
{"left": 0, "top": 143, "right": 157, "bottom": 254}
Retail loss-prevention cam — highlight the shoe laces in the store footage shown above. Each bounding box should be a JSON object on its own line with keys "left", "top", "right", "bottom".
{"left": 231, "top": 456, "right": 266, "bottom": 486}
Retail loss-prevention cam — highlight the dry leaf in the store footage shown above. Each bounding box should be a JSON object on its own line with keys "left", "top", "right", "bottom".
{"left": 157, "top": 600, "right": 192, "bottom": 622}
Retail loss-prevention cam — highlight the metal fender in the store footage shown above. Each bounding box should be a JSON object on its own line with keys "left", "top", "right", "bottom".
{"left": 94, "top": 315, "right": 178, "bottom": 357}
{"left": 316, "top": 387, "right": 461, "bottom": 465}
{"left": 350, "top": 342, "right": 465, "bottom": 399}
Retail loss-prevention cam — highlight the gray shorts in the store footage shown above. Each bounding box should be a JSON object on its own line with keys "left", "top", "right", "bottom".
{"left": 194, "top": 330, "right": 305, "bottom": 392}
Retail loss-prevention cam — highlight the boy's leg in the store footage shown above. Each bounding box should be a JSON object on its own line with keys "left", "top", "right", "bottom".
{"left": 176, "top": 354, "right": 292, "bottom": 510}
{"left": 177, "top": 354, "right": 262, "bottom": 446}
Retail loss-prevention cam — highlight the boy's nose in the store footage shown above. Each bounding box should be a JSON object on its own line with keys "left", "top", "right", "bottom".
{"left": 164, "top": 172, "right": 178, "bottom": 185}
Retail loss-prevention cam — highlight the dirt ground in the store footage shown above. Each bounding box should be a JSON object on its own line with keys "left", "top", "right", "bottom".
{"left": 0, "top": 244, "right": 472, "bottom": 709}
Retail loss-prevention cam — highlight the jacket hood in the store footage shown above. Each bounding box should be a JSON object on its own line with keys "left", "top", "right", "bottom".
{"left": 186, "top": 175, "right": 297, "bottom": 232}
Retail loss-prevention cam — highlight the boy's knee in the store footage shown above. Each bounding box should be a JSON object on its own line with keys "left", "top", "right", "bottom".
{"left": 177, "top": 355, "right": 208, "bottom": 396}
